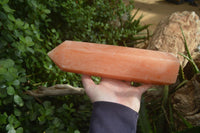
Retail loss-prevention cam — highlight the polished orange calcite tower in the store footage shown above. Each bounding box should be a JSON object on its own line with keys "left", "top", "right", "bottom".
{"left": 48, "top": 41, "right": 180, "bottom": 85}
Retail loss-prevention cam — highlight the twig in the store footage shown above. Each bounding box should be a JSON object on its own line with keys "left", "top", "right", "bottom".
{"left": 26, "top": 84, "right": 85, "bottom": 97}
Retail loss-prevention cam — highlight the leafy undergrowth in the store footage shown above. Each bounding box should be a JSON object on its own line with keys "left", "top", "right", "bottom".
{"left": 0, "top": 0, "right": 149, "bottom": 132}
{"left": 137, "top": 27, "right": 200, "bottom": 133}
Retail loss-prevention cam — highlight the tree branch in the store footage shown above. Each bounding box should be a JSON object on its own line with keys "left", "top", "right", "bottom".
{"left": 26, "top": 84, "right": 85, "bottom": 97}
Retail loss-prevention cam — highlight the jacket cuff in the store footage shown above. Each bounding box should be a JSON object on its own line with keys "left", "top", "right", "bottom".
{"left": 89, "top": 101, "right": 138, "bottom": 133}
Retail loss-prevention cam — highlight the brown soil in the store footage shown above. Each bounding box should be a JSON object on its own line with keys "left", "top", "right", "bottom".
{"left": 130, "top": 0, "right": 200, "bottom": 33}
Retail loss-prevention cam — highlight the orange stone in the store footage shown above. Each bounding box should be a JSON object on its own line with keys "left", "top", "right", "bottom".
{"left": 48, "top": 41, "right": 180, "bottom": 85}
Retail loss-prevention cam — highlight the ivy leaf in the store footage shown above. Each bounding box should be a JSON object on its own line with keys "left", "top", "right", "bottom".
{"left": 51, "top": 29, "right": 56, "bottom": 33}
{"left": 4, "top": 73, "right": 15, "bottom": 82}
{"left": 27, "top": 47, "right": 34, "bottom": 54}
{"left": 3, "top": 4, "right": 14, "bottom": 13}
{"left": 43, "top": 9, "right": 51, "bottom": 14}
{"left": 14, "top": 108, "right": 21, "bottom": 116}
{"left": 0, "top": 112, "right": 7, "bottom": 125}
{"left": 7, "top": 22, "right": 14, "bottom": 30}
{"left": 25, "top": 36, "right": 34, "bottom": 46}
{"left": 12, "top": 80, "right": 20, "bottom": 86}
{"left": 17, "top": 43, "right": 26, "bottom": 52}
{"left": 0, "top": 0, "right": 9, "bottom": 5}
{"left": 15, "top": 19, "right": 24, "bottom": 27}
{"left": 74, "top": 130, "right": 80, "bottom": 133}
{"left": 24, "top": 23, "right": 29, "bottom": 29}
{"left": 30, "top": 112, "right": 37, "bottom": 121}
{"left": 0, "top": 87, "right": 7, "bottom": 98}
{"left": 8, "top": 115, "right": 15, "bottom": 124}
{"left": 14, "top": 95, "right": 24, "bottom": 107}
{"left": 8, "top": 67, "right": 18, "bottom": 81}
{"left": 7, "top": 86, "right": 15, "bottom": 95}
{"left": 0, "top": 67, "right": 7, "bottom": 75}
{"left": 16, "top": 127, "right": 23, "bottom": 133}
{"left": 8, "top": 14, "right": 15, "bottom": 21}
{"left": 6, "top": 124, "right": 16, "bottom": 133}
{"left": 8, "top": 114, "right": 21, "bottom": 129}
{"left": 53, "top": 117, "right": 61, "bottom": 127}
{"left": 0, "top": 59, "right": 14, "bottom": 68}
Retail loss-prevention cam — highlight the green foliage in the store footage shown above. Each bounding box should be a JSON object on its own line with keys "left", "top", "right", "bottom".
{"left": 178, "top": 126, "right": 200, "bottom": 133}
{"left": 0, "top": 0, "right": 149, "bottom": 132}
{"left": 139, "top": 28, "right": 200, "bottom": 133}
{"left": 179, "top": 27, "right": 200, "bottom": 74}
{"left": 138, "top": 97, "right": 153, "bottom": 133}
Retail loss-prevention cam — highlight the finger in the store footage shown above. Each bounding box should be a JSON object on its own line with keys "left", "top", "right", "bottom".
{"left": 100, "top": 77, "right": 124, "bottom": 85}
{"left": 81, "top": 75, "right": 96, "bottom": 89}
{"left": 101, "top": 78, "right": 118, "bottom": 82}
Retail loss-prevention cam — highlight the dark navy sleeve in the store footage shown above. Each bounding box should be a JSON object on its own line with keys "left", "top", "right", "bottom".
{"left": 89, "top": 101, "right": 138, "bottom": 133}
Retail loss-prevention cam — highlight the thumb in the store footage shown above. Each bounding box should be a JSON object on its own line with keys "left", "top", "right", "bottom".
{"left": 81, "top": 75, "right": 97, "bottom": 102}
{"left": 81, "top": 75, "right": 96, "bottom": 90}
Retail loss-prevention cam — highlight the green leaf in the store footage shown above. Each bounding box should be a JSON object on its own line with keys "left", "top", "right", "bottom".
{"left": 27, "top": 47, "right": 34, "bottom": 54}
{"left": 44, "top": 9, "right": 51, "bottom": 14}
{"left": 176, "top": 111, "right": 193, "bottom": 128}
{"left": 14, "top": 108, "right": 21, "bottom": 116}
{"left": 53, "top": 117, "right": 61, "bottom": 127}
{"left": 3, "top": 96, "right": 13, "bottom": 104}
{"left": 8, "top": 115, "right": 15, "bottom": 124}
{"left": 24, "top": 23, "right": 29, "bottom": 29}
{"left": 8, "top": 14, "right": 15, "bottom": 21}
{"left": 19, "top": 36, "right": 25, "bottom": 42}
{"left": 51, "top": 29, "right": 56, "bottom": 33}
{"left": 0, "top": 0, "right": 9, "bottom": 5}
{"left": 25, "top": 36, "right": 34, "bottom": 46}
{"left": 138, "top": 97, "right": 153, "bottom": 133}
{"left": 0, "top": 87, "right": 7, "bottom": 98}
{"left": 38, "top": 115, "right": 46, "bottom": 123}
{"left": 7, "top": 86, "right": 15, "bottom": 95}
{"left": 43, "top": 101, "right": 51, "bottom": 108}
{"left": 0, "top": 59, "right": 14, "bottom": 68}
{"left": 0, "top": 67, "right": 7, "bottom": 75}
{"left": 6, "top": 124, "right": 16, "bottom": 133}
{"left": 15, "top": 19, "right": 24, "bottom": 27}
{"left": 74, "top": 130, "right": 80, "bottom": 133}
{"left": 19, "top": 77, "right": 26, "bottom": 83}
{"left": 12, "top": 80, "right": 20, "bottom": 86}
{"left": 162, "top": 85, "right": 169, "bottom": 106}
{"left": 179, "top": 53, "right": 200, "bottom": 73}
{"left": 0, "top": 11, "right": 7, "bottom": 21}
{"left": 7, "top": 22, "right": 14, "bottom": 30}
{"left": 180, "top": 27, "right": 192, "bottom": 59}
{"left": 3, "top": 4, "right": 14, "bottom": 13}
{"left": 14, "top": 95, "right": 24, "bottom": 107}
{"left": 16, "top": 127, "right": 23, "bottom": 133}
{"left": 8, "top": 115, "right": 21, "bottom": 128}
{"left": 30, "top": 112, "right": 37, "bottom": 121}
{"left": 178, "top": 126, "right": 200, "bottom": 133}
{"left": 0, "top": 84, "right": 6, "bottom": 89}
{"left": 17, "top": 43, "right": 26, "bottom": 52}
{"left": 91, "top": 76, "right": 101, "bottom": 84}
{"left": 8, "top": 67, "right": 18, "bottom": 76}
{"left": 45, "top": 107, "right": 54, "bottom": 116}
{"left": 0, "top": 112, "right": 7, "bottom": 125}
{"left": 4, "top": 73, "right": 15, "bottom": 82}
